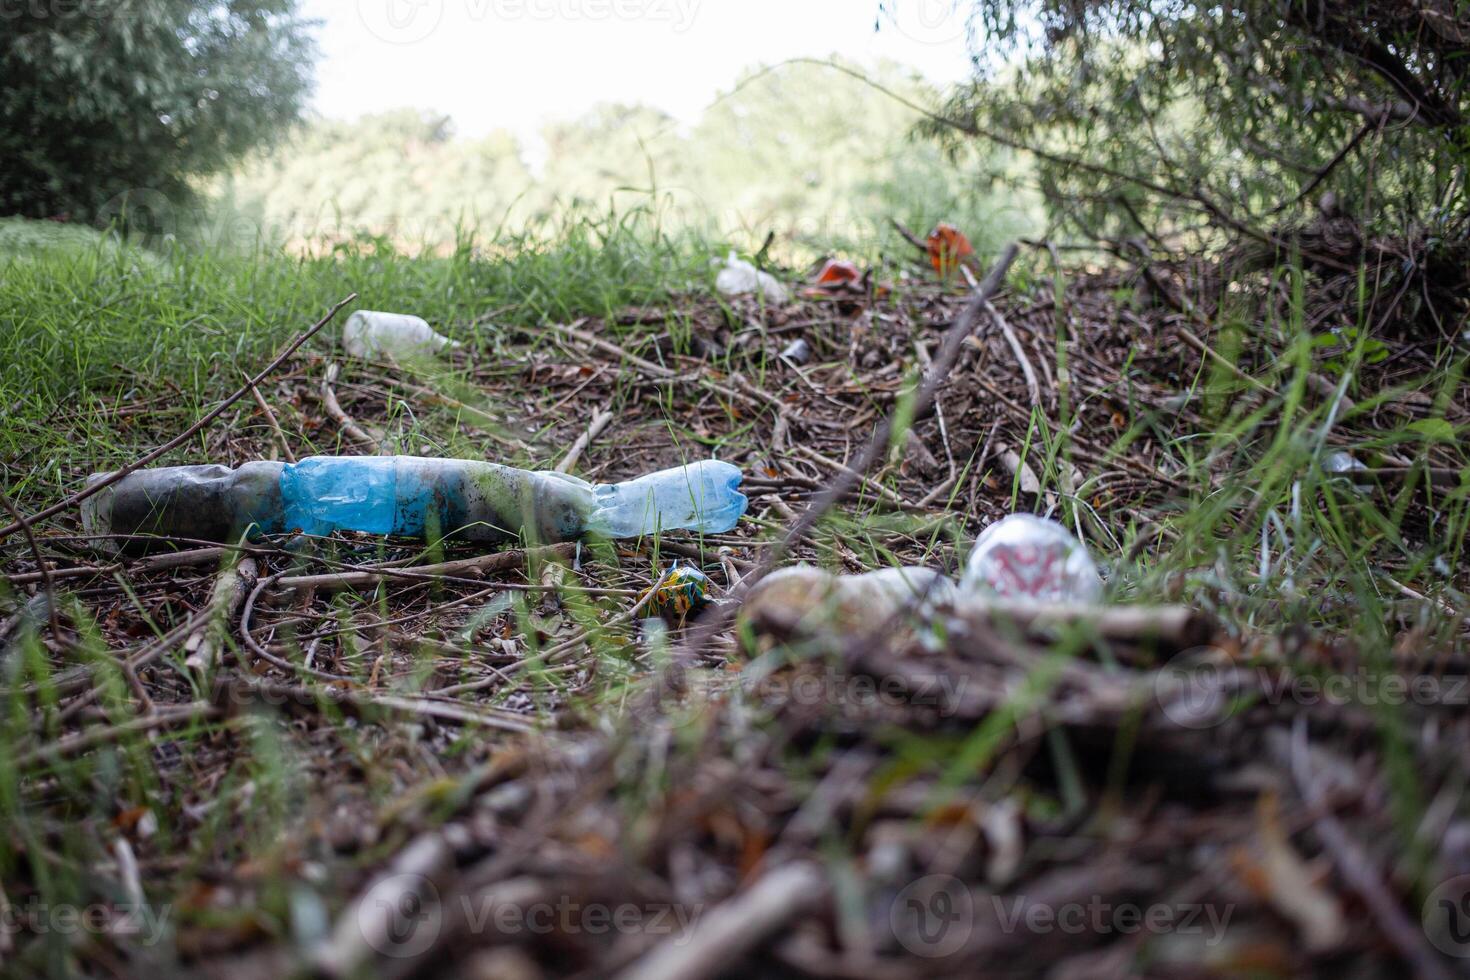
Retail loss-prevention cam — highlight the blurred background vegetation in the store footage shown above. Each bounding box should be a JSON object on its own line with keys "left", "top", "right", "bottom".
{"left": 3, "top": 0, "right": 1466, "bottom": 323}
{"left": 0, "top": 2, "right": 1037, "bottom": 261}
{"left": 212, "top": 59, "right": 1037, "bottom": 256}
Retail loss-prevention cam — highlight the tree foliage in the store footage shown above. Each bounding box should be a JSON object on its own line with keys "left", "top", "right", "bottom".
{"left": 913, "top": 0, "right": 1470, "bottom": 273}
{"left": 0, "top": 0, "right": 314, "bottom": 220}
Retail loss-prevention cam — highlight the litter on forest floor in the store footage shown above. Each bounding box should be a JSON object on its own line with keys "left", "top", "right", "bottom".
{"left": 741, "top": 564, "right": 957, "bottom": 636}
{"left": 1324, "top": 450, "right": 1366, "bottom": 475}
{"left": 960, "top": 513, "right": 1103, "bottom": 602}
{"left": 799, "top": 257, "right": 889, "bottom": 302}
{"left": 813, "top": 258, "right": 861, "bottom": 285}
{"left": 739, "top": 561, "right": 1210, "bottom": 655}
{"left": 779, "top": 337, "right": 811, "bottom": 364}
{"left": 741, "top": 514, "right": 1100, "bottom": 627}
{"left": 7, "top": 246, "right": 1468, "bottom": 979}
{"left": 737, "top": 514, "right": 1102, "bottom": 640}
{"left": 926, "top": 221, "right": 975, "bottom": 277}
{"left": 639, "top": 563, "right": 713, "bottom": 622}
{"left": 81, "top": 456, "right": 748, "bottom": 546}
{"left": 714, "top": 251, "right": 789, "bottom": 305}
{"left": 341, "top": 309, "right": 461, "bottom": 358}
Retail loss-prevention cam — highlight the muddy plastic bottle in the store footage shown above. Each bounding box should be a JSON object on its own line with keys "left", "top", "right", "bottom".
{"left": 81, "top": 457, "right": 746, "bottom": 549}
{"left": 741, "top": 564, "right": 957, "bottom": 637}
{"left": 81, "top": 461, "right": 289, "bottom": 546}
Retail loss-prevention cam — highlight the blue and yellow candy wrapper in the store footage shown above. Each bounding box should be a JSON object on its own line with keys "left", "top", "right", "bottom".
{"left": 640, "top": 565, "right": 713, "bottom": 620}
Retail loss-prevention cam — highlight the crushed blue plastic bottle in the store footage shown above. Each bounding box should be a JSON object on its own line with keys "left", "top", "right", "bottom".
{"left": 85, "top": 455, "right": 749, "bottom": 545}
{"left": 281, "top": 456, "right": 403, "bottom": 537}
{"left": 84, "top": 455, "right": 748, "bottom": 545}
{"left": 279, "top": 456, "right": 745, "bottom": 539}
{"left": 279, "top": 456, "right": 595, "bottom": 541}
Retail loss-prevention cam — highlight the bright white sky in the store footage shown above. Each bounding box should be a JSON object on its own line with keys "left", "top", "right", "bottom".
{"left": 301, "top": 0, "right": 976, "bottom": 143}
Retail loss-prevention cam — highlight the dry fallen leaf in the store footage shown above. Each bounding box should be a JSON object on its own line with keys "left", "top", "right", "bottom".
{"left": 999, "top": 449, "right": 1042, "bottom": 496}
{"left": 1232, "top": 793, "right": 1347, "bottom": 953}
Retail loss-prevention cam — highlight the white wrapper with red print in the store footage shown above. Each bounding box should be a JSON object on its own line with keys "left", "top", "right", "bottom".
{"left": 960, "top": 514, "right": 1103, "bottom": 603}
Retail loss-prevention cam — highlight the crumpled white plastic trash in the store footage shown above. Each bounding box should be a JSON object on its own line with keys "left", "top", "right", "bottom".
{"left": 1323, "top": 450, "right": 1367, "bottom": 476}
{"left": 343, "top": 311, "right": 462, "bottom": 359}
{"left": 780, "top": 338, "right": 811, "bottom": 364}
{"left": 960, "top": 514, "right": 1103, "bottom": 603}
{"left": 1323, "top": 450, "right": 1372, "bottom": 494}
{"left": 715, "top": 252, "right": 789, "bottom": 305}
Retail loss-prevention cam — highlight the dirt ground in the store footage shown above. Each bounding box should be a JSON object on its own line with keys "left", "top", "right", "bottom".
{"left": 4, "top": 253, "right": 1470, "bottom": 979}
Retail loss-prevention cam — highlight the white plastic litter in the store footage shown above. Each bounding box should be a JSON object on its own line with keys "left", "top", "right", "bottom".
{"left": 715, "top": 252, "right": 789, "bottom": 305}
{"left": 960, "top": 514, "right": 1102, "bottom": 603}
{"left": 1323, "top": 450, "right": 1371, "bottom": 494}
{"left": 780, "top": 338, "right": 811, "bottom": 365}
{"left": 343, "top": 311, "right": 461, "bottom": 359}
{"left": 585, "top": 459, "right": 748, "bottom": 538}
{"left": 1323, "top": 451, "right": 1367, "bottom": 476}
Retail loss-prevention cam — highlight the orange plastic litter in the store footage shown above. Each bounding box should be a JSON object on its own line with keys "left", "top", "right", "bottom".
{"left": 926, "top": 223, "right": 974, "bottom": 276}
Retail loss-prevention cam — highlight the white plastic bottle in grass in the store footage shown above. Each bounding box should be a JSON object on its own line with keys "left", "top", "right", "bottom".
{"left": 342, "top": 311, "right": 461, "bottom": 359}
{"left": 960, "top": 514, "right": 1102, "bottom": 603}
{"left": 715, "top": 252, "right": 789, "bottom": 305}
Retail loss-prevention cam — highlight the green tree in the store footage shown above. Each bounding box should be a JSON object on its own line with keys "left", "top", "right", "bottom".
{"left": 909, "top": 0, "right": 1470, "bottom": 325}
{"left": 0, "top": 0, "right": 315, "bottom": 221}
{"left": 686, "top": 58, "right": 1029, "bottom": 248}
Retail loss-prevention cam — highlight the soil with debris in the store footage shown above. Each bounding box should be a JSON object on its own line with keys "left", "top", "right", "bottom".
{"left": 3, "top": 257, "right": 1469, "bottom": 980}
